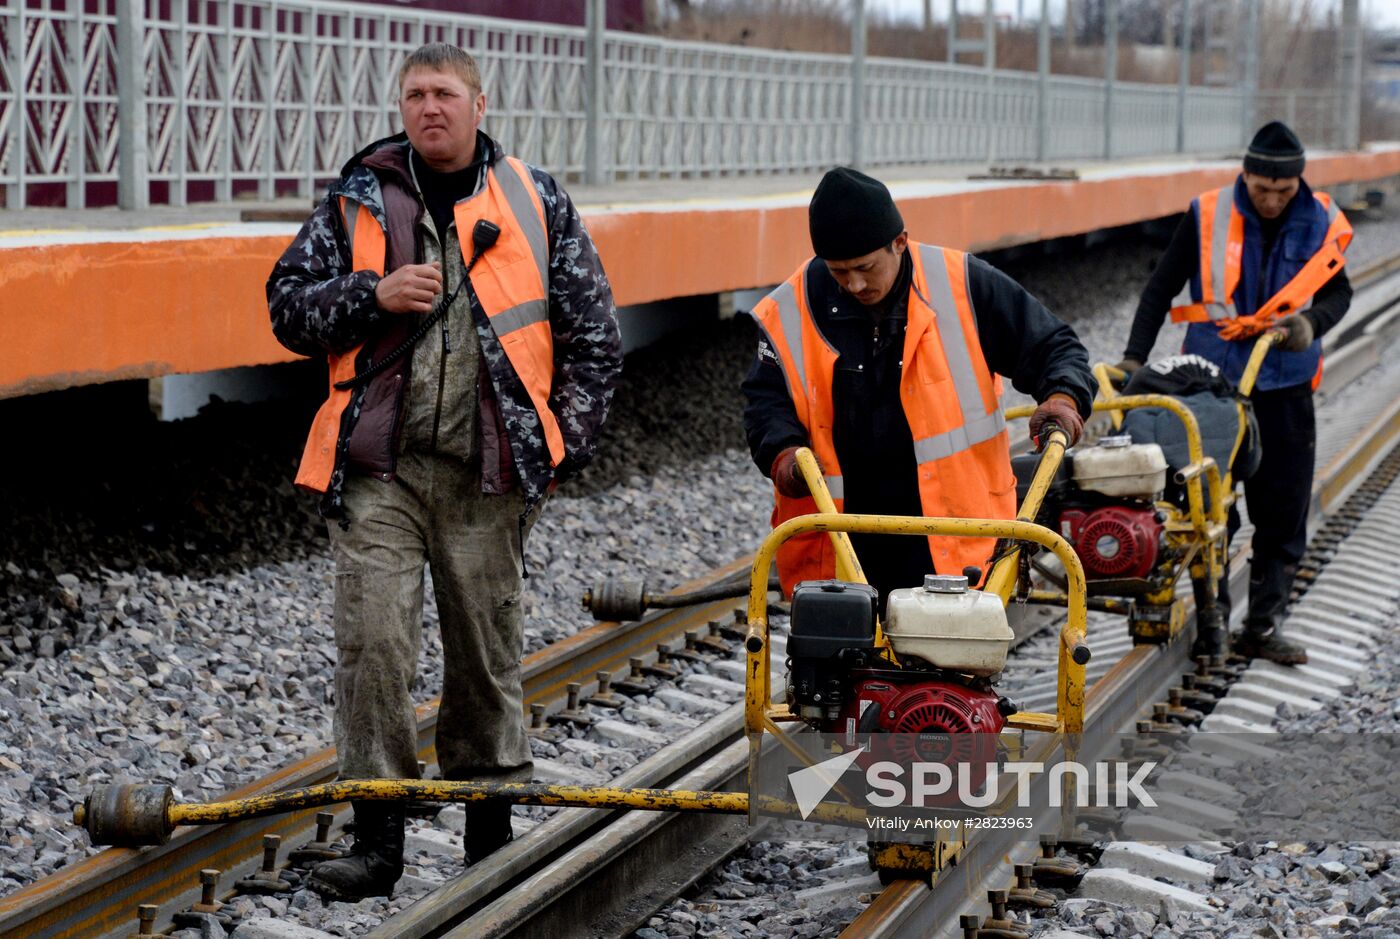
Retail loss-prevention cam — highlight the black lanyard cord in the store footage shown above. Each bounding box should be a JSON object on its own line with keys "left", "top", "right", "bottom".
{"left": 334, "top": 219, "right": 502, "bottom": 392}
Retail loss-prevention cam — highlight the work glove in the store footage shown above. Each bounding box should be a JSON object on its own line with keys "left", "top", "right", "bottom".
{"left": 1028, "top": 393, "right": 1085, "bottom": 451}
{"left": 1114, "top": 357, "right": 1144, "bottom": 376}
{"left": 770, "top": 446, "right": 811, "bottom": 499}
{"left": 1274, "top": 314, "right": 1315, "bottom": 352}
{"left": 1217, "top": 314, "right": 1268, "bottom": 341}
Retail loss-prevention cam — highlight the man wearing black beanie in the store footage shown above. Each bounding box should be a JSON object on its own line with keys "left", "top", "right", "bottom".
{"left": 1116, "top": 121, "right": 1354, "bottom": 665}
{"left": 742, "top": 167, "right": 1094, "bottom": 605}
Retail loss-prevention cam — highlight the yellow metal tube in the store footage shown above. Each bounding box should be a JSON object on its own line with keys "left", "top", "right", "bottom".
{"left": 792, "top": 447, "right": 866, "bottom": 586}
{"left": 1237, "top": 331, "right": 1281, "bottom": 398}
{"left": 788, "top": 447, "right": 898, "bottom": 663}
{"left": 1173, "top": 459, "right": 1212, "bottom": 483}
{"left": 1085, "top": 395, "right": 1227, "bottom": 534}
{"left": 984, "top": 428, "right": 1069, "bottom": 602}
{"left": 1091, "top": 363, "right": 1129, "bottom": 429}
{"left": 747, "top": 513, "right": 1090, "bottom": 736}
{"left": 79, "top": 780, "right": 871, "bottom": 844}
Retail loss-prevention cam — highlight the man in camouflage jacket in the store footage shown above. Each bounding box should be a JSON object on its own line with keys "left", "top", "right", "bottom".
{"left": 267, "top": 43, "right": 621, "bottom": 901}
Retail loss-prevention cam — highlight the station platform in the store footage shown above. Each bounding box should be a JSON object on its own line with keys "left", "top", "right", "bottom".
{"left": 3, "top": 146, "right": 1399, "bottom": 401}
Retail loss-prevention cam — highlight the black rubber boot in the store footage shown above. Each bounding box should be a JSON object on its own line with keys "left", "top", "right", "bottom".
{"left": 1231, "top": 621, "right": 1308, "bottom": 666}
{"left": 1234, "top": 559, "right": 1306, "bottom": 664}
{"left": 307, "top": 802, "right": 405, "bottom": 902}
{"left": 464, "top": 800, "right": 514, "bottom": 865}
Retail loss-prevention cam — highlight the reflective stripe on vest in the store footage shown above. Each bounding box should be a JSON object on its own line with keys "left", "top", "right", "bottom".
{"left": 294, "top": 197, "right": 385, "bottom": 492}
{"left": 295, "top": 157, "right": 560, "bottom": 493}
{"left": 453, "top": 157, "right": 564, "bottom": 466}
{"left": 1170, "top": 186, "right": 1352, "bottom": 330}
{"left": 911, "top": 243, "right": 1008, "bottom": 464}
{"left": 750, "top": 243, "right": 1016, "bottom": 596}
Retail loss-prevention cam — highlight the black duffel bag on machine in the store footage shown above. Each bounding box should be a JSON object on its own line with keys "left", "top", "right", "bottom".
{"left": 1119, "top": 354, "right": 1263, "bottom": 496}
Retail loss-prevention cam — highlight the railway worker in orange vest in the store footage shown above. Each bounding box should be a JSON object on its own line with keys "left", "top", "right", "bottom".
{"left": 1117, "top": 121, "right": 1353, "bottom": 666}
{"left": 742, "top": 167, "right": 1095, "bottom": 605}
{"left": 267, "top": 44, "right": 622, "bottom": 900}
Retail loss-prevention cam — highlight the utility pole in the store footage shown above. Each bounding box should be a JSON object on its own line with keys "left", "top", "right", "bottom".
{"left": 948, "top": 0, "right": 958, "bottom": 63}
{"left": 852, "top": 0, "right": 867, "bottom": 168}
{"left": 1240, "top": 0, "right": 1260, "bottom": 147}
{"left": 1037, "top": 0, "right": 1050, "bottom": 162}
{"left": 1339, "top": 0, "right": 1362, "bottom": 150}
{"left": 1176, "top": 0, "right": 1193, "bottom": 154}
{"left": 1104, "top": 0, "right": 1118, "bottom": 159}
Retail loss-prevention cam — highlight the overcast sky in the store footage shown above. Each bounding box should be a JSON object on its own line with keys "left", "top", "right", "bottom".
{"left": 865, "top": 0, "right": 1400, "bottom": 31}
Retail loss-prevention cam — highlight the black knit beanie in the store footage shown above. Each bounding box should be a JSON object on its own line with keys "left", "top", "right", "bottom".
{"left": 809, "top": 167, "right": 905, "bottom": 261}
{"left": 1243, "top": 121, "right": 1305, "bottom": 179}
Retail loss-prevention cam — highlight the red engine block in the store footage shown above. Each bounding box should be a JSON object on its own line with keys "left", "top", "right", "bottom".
{"left": 1058, "top": 504, "right": 1163, "bottom": 580}
{"left": 822, "top": 677, "right": 1005, "bottom": 807}
{"left": 831, "top": 677, "right": 1005, "bottom": 760}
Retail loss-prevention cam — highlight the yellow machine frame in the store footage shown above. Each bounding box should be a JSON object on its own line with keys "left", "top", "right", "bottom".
{"left": 740, "top": 431, "right": 1091, "bottom": 881}
{"left": 1004, "top": 333, "right": 1280, "bottom": 644}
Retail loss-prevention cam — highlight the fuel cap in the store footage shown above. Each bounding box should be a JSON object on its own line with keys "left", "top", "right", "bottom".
{"left": 923, "top": 574, "right": 968, "bottom": 593}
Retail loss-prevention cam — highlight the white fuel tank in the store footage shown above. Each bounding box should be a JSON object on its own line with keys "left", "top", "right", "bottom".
{"left": 1070, "top": 435, "right": 1167, "bottom": 500}
{"left": 884, "top": 575, "right": 1013, "bottom": 677}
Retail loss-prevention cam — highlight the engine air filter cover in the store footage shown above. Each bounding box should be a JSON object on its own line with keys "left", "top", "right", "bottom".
{"left": 1060, "top": 505, "right": 1161, "bottom": 580}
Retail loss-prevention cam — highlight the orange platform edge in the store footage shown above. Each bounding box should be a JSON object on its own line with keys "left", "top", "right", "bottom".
{"left": 3, "top": 149, "right": 1399, "bottom": 400}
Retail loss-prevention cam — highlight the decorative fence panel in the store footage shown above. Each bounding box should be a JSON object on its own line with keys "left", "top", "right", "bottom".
{"left": 0, "top": 0, "right": 1308, "bottom": 209}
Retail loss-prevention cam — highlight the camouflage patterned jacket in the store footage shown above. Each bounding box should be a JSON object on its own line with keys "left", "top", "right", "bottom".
{"left": 267, "top": 131, "right": 622, "bottom": 516}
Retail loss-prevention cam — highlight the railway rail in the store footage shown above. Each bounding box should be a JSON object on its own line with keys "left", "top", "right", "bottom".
{"left": 4, "top": 245, "right": 1400, "bottom": 939}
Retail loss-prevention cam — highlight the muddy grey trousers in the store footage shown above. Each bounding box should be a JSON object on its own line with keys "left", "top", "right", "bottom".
{"left": 328, "top": 451, "right": 536, "bottom": 784}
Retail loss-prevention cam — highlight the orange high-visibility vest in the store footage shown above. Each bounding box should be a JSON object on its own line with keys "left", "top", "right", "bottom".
{"left": 1169, "top": 186, "right": 1352, "bottom": 336}
{"left": 296, "top": 156, "right": 561, "bottom": 492}
{"left": 751, "top": 243, "right": 1017, "bottom": 597}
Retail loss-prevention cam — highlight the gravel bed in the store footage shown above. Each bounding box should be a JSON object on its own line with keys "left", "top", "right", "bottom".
{"left": 2, "top": 202, "right": 1396, "bottom": 917}
{"left": 193, "top": 621, "right": 767, "bottom": 938}
{"left": 0, "top": 316, "right": 771, "bottom": 901}
{"left": 1180, "top": 506, "right": 1400, "bottom": 939}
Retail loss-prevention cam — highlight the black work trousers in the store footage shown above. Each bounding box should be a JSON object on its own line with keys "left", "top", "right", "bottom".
{"left": 1223, "top": 386, "right": 1315, "bottom": 632}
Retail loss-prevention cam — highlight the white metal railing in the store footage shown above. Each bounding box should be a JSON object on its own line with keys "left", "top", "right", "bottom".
{"left": 0, "top": 0, "right": 1333, "bottom": 210}
{"left": 1256, "top": 90, "right": 1347, "bottom": 158}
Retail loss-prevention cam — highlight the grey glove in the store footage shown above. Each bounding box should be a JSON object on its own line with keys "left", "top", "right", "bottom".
{"left": 1275, "top": 314, "right": 1315, "bottom": 352}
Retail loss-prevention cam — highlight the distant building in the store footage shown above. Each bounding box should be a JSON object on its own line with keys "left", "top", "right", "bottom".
{"left": 1370, "top": 29, "right": 1400, "bottom": 110}
{"left": 343, "top": 0, "right": 648, "bottom": 32}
